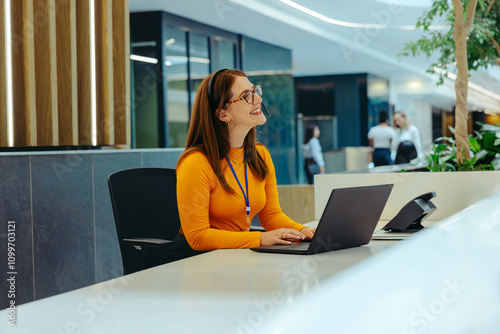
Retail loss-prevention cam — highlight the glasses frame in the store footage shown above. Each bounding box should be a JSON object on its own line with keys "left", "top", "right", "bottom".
{"left": 223, "top": 85, "right": 262, "bottom": 109}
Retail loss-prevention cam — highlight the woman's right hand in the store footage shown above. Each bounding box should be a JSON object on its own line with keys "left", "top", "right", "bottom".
{"left": 260, "top": 228, "right": 306, "bottom": 246}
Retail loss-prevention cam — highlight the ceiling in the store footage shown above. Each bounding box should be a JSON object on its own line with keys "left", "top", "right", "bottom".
{"left": 129, "top": 0, "right": 500, "bottom": 112}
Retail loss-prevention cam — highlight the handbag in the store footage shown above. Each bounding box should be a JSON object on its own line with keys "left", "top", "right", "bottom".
{"left": 307, "top": 160, "right": 320, "bottom": 175}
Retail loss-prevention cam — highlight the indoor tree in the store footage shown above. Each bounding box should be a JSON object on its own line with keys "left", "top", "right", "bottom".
{"left": 399, "top": 0, "right": 500, "bottom": 164}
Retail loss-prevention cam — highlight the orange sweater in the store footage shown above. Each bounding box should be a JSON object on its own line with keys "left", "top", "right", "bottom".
{"left": 176, "top": 144, "right": 308, "bottom": 251}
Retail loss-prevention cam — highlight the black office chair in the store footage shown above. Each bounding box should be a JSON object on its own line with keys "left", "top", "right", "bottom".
{"left": 108, "top": 168, "right": 181, "bottom": 275}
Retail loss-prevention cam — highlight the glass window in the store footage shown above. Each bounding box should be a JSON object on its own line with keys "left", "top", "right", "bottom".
{"left": 131, "top": 41, "right": 160, "bottom": 148}
{"left": 164, "top": 26, "right": 189, "bottom": 148}
{"left": 189, "top": 33, "right": 210, "bottom": 102}
{"left": 212, "top": 39, "right": 236, "bottom": 70}
{"left": 242, "top": 36, "right": 295, "bottom": 184}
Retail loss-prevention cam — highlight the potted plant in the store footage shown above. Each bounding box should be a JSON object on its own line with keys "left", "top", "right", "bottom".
{"left": 426, "top": 122, "right": 500, "bottom": 171}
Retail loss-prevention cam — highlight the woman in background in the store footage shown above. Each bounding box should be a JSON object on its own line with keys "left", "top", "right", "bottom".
{"left": 171, "top": 69, "right": 315, "bottom": 261}
{"left": 303, "top": 124, "right": 325, "bottom": 184}
{"left": 392, "top": 110, "right": 423, "bottom": 164}
{"left": 368, "top": 110, "right": 396, "bottom": 166}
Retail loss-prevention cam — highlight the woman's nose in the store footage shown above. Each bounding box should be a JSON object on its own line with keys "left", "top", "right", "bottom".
{"left": 253, "top": 93, "right": 263, "bottom": 104}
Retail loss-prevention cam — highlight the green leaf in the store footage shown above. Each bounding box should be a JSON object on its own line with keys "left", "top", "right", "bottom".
{"left": 469, "top": 136, "right": 481, "bottom": 153}
{"left": 482, "top": 132, "right": 498, "bottom": 150}
{"left": 435, "top": 143, "right": 449, "bottom": 154}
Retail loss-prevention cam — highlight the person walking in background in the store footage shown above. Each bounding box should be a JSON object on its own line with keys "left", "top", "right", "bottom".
{"left": 368, "top": 110, "right": 396, "bottom": 167}
{"left": 392, "top": 110, "right": 423, "bottom": 164}
{"left": 303, "top": 124, "right": 325, "bottom": 184}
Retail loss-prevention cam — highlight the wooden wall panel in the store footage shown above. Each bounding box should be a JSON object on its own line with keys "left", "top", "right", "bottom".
{"left": 55, "top": 0, "right": 77, "bottom": 145}
{"left": 95, "top": 0, "right": 113, "bottom": 145}
{"left": 11, "top": 0, "right": 37, "bottom": 147}
{"left": 0, "top": 0, "right": 8, "bottom": 146}
{"left": 277, "top": 185, "right": 315, "bottom": 224}
{"left": 76, "top": 0, "right": 92, "bottom": 145}
{"left": 2, "top": 0, "right": 130, "bottom": 148}
{"left": 34, "top": 0, "right": 58, "bottom": 146}
{"left": 112, "top": 0, "right": 130, "bottom": 145}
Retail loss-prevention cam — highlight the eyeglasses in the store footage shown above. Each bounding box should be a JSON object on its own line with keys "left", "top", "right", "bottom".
{"left": 223, "top": 85, "right": 262, "bottom": 109}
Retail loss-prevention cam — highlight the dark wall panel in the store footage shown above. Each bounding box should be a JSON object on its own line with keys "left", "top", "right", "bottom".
{"left": 295, "top": 74, "right": 368, "bottom": 148}
{"left": 93, "top": 152, "right": 142, "bottom": 282}
{"left": 31, "top": 154, "right": 95, "bottom": 300}
{"left": 0, "top": 148, "right": 183, "bottom": 308}
{"left": 334, "top": 75, "right": 363, "bottom": 147}
{"left": 0, "top": 156, "right": 33, "bottom": 309}
{"left": 142, "top": 149, "right": 183, "bottom": 168}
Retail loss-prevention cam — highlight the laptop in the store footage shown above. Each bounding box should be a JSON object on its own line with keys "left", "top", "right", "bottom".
{"left": 250, "top": 184, "right": 394, "bottom": 255}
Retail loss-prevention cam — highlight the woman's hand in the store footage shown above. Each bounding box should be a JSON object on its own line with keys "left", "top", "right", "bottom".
{"left": 260, "top": 228, "right": 306, "bottom": 246}
{"left": 300, "top": 227, "right": 316, "bottom": 240}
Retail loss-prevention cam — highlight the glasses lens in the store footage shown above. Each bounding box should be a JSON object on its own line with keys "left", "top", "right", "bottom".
{"left": 255, "top": 85, "right": 262, "bottom": 97}
{"left": 242, "top": 86, "right": 262, "bottom": 104}
{"left": 243, "top": 90, "right": 253, "bottom": 104}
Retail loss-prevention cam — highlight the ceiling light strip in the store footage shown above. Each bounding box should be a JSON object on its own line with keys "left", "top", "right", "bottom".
{"left": 279, "top": 0, "right": 446, "bottom": 30}
{"left": 130, "top": 54, "right": 158, "bottom": 64}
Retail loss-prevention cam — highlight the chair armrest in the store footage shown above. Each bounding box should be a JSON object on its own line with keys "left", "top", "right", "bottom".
{"left": 123, "top": 238, "right": 173, "bottom": 249}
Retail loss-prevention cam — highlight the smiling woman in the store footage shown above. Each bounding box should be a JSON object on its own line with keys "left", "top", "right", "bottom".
{"left": 167, "top": 69, "right": 316, "bottom": 261}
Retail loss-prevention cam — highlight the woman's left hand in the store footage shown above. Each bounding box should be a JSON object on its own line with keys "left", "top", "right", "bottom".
{"left": 300, "top": 227, "right": 316, "bottom": 240}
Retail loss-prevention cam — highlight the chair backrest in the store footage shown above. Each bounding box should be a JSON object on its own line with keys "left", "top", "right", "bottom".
{"left": 395, "top": 140, "right": 417, "bottom": 164}
{"left": 108, "top": 168, "right": 181, "bottom": 269}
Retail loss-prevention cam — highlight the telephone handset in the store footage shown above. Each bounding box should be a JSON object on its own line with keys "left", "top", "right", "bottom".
{"left": 382, "top": 191, "right": 437, "bottom": 232}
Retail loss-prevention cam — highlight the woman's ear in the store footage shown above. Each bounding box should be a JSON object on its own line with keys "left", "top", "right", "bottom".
{"left": 218, "top": 109, "right": 230, "bottom": 123}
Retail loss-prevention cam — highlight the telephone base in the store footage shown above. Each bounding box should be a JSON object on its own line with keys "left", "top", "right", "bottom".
{"left": 385, "top": 222, "right": 424, "bottom": 233}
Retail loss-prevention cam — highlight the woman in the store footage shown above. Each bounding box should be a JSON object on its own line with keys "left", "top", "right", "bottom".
{"left": 303, "top": 124, "right": 325, "bottom": 184}
{"left": 367, "top": 111, "right": 396, "bottom": 166}
{"left": 392, "top": 110, "right": 423, "bottom": 164}
{"left": 172, "top": 69, "right": 315, "bottom": 260}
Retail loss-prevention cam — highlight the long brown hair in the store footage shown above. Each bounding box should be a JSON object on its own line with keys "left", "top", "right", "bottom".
{"left": 177, "top": 69, "right": 268, "bottom": 194}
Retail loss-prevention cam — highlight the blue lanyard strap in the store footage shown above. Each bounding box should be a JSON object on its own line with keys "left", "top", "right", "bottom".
{"left": 226, "top": 155, "right": 250, "bottom": 217}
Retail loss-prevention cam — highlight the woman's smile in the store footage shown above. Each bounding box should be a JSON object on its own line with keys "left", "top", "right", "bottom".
{"left": 250, "top": 107, "right": 262, "bottom": 115}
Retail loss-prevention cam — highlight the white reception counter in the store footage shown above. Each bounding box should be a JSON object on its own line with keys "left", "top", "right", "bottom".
{"left": 2, "top": 180, "right": 500, "bottom": 333}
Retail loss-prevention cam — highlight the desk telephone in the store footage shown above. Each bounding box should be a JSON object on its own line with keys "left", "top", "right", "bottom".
{"left": 382, "top": 192, "right": 437, "bottom": 232}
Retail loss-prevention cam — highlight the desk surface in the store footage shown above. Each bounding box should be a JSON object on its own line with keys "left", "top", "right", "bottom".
{"left": 1, "top": 240, "right": 396, "bottom": 334}
{"left": 4, "top": 189, "right": 500, "bottom": 333}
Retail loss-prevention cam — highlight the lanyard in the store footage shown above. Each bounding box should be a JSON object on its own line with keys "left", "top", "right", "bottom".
{"left": 226, "top": 155, "right": 250, "bottom": 222}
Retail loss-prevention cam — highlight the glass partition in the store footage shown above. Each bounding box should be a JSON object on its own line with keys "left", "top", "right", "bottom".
{"left": 189, "top": 33, "right": 210, "bottom": 109}
{"left": 242, "top": 36, "right": 295, "bottom": 184}
{"left": 131, "top": 41, "right": 160, "bottom": 148}
{"left": 212, "top": 39, "right": 236, "bottom": 70}
{"left": 164, "top": 25, "right": 189, "bottom": 148}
